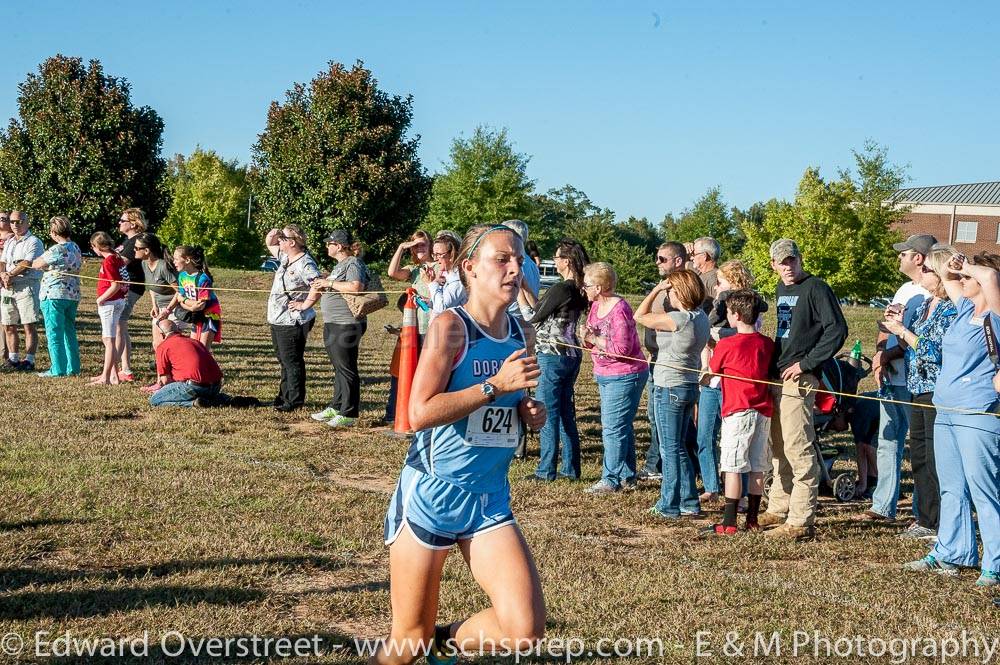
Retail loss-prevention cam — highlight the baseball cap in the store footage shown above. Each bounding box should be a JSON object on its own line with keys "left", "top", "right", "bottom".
{"left": 769, "top": 238, "right": 801, "bottom": 263}
{"left": 324, "top": 229, "right": 353, "bottom": 245}
{"left": 892, "top": 234, "right": 937, "bottom": 256}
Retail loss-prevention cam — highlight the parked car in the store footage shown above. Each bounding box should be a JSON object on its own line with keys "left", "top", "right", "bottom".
{"left": 260, "top": 255, "right": 280, "bottom": 272}
{"left": 538, "top": 259, "right": 560, "bottom": 289}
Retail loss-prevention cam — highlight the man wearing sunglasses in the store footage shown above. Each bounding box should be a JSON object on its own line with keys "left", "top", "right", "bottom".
{"left": 0, "top": 210, "right": 44, "bottom": 371}
{"left": 863, "top": 234, "right": 935, "bottom": 526}
{"left": 637, "top": 241, "right": 688, "bottom": 481}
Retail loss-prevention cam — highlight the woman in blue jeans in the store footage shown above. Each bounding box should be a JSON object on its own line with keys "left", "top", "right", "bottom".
{"left": 581, "top": 262, "right": 648, "bottom": 494}
{"left": 904, "top": 250, "right": 1000, "bottom": 587}
{"left": 519, "top": 239, "right": 590, "bottom": 481}
{"left": 635, "top": 270, "right": 709, "bottom": 518}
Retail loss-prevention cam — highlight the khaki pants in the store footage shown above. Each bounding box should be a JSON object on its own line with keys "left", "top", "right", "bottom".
{"left": 766, "top": 373, "right": 820, "bottom": 527}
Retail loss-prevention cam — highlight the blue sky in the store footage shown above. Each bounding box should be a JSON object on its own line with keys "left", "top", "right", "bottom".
{"left": 3, "top": 1, "right": 999, "bottom": 223}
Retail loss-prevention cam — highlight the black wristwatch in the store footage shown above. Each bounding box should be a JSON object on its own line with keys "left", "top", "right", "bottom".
{"left": 480, "top": 381, "right": 497, "bottom": 403}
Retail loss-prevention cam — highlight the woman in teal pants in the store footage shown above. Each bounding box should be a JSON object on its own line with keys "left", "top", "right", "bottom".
{"left": 31, "top": 216, "right": 82, "bottom": 377}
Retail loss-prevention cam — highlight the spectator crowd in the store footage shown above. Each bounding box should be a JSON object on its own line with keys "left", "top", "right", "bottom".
{"left": 2, "top": 206, "right": 998, "bottom": 588}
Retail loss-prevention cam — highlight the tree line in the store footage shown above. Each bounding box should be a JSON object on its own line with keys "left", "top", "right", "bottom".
{"left": 0, "top": 55, "right": 907, "bottom": 298}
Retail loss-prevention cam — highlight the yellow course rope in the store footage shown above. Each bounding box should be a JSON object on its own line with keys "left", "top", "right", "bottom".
{"left": 551, "top": 340, "right": 1000, "bottom": 418}
{"left": 52, "top": 270, "right": 998, "bottom": 417}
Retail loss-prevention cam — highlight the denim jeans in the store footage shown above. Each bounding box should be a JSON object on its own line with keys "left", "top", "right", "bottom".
{"left": 695, "top": 384, "right": 722, "bottom": 494}
{"left": 642, "top": 380, "right": 661, "bottom": 474}
{"left": 653, "top": 383, "right": 701, "bottom": 516}
{"left": 149, "top": 381, "right": 221, "bottom": 407}
{"left": 41, "top": 298, "right": 80, "bottom": 375}
{"left": 871, "top": 384, "right": 912, "bottom": 519}
{"left": 534, "top": 353, "right": 582, "bottom": 480}
{"left": 596, "top": 370, "right": 648, "bottom": 488}
{"left": 931, "top": 409, "right": 1000, "bottom": 573}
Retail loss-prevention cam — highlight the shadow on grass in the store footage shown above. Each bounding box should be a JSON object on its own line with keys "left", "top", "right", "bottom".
{"left": 0, "top": 518, "right": 91, "bottom": 532}
{"left": 0, "top": 554, "right": 348, "bottom": 593}
{"left": 0, "top": 585, "right": 267, "bottom": 620}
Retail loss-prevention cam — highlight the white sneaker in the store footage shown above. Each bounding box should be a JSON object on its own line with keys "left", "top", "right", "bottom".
{"left": 311, "top": 407, "right": 339, "bottom": 422}
{"left": 326, "top": 415, "right": 357, "bottom": 428}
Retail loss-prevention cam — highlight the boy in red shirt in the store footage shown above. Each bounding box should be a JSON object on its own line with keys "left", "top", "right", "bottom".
{"left": 703, "top": 290, "right": 774, "bottom": 535}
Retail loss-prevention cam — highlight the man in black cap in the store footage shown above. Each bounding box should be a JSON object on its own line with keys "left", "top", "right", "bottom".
{"left": 864, "top": 234, "right": 936, "bottom": 527}
{"left": 759, "top": 238, "right": 847, "bottom": 541}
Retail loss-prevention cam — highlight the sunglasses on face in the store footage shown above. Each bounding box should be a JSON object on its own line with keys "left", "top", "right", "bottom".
{"left": 655, "top": 255, "right": 672, "bottom": 264}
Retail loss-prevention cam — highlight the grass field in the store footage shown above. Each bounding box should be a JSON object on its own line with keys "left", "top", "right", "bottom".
{"left": 1, "top": 265, "right": 997, "bottom": 664}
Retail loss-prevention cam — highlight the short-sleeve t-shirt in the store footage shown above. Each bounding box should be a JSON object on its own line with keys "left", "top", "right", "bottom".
{"left": 653, "top": 309, "right": 709, "bottom": 387}
{"left": 97, "top": 254, "right": 129, "bottom": 301}
{"left": 178, "top": 271, "right": 222, "bottom": 323}
{"left": 320, "top": 256, "right": 368, "bottom": 325}
{"left": 155, "top": 333, "right": 223, "bottom": 385}
{"left": 267, "top": 252, "right": 322, "bottom": 326}
{"left": 2, "top": 232, "right": 44, "bottom": 285}
{"left": 143, "top": 259, "right": 178, "bottom": 310}
{"left": 39, "top": 241, "right": 82, "bottom": 302}
{"left": 709, "top": 331, "right": 775, "bottom": 417}
{"left": 118, "top": 235, "right": 146, "bottom": 296}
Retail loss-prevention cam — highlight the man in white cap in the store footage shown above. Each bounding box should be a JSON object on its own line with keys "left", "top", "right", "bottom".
{"left": 758, "top": 239, "right": 847, "bottom": 540}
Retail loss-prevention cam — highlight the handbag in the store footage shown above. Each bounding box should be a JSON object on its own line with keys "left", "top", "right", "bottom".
{"left": 342, "top": 267, "right": 388, "bottom": 319}
{"left": 172, "top": 305, "right": 205, "bottom": 325}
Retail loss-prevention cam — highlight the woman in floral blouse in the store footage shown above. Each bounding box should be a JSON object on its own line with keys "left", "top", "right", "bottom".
{"left": 884, "top": 245, "right": 958, "bottom": 540}
{"left": 31, "top": 216, "right": 82, "bottom": 377}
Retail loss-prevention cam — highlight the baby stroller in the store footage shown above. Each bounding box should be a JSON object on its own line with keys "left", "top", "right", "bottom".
{"left": 812, "top": 352, "right": 872, "bottom": 501}
{"left": 765, "top": 352, "right": 872, "bottom": 503}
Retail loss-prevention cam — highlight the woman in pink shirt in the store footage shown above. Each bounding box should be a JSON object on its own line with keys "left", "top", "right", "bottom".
{"left": 581, "top": 262, "right": 649, "bottom": 494}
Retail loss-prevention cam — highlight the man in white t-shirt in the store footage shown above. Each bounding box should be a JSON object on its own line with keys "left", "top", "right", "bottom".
{"left": 864, "top": 234, "right": 935, "bottom": 522}
{"left": 0, "top": 211, "right": 44, "bottom": 371}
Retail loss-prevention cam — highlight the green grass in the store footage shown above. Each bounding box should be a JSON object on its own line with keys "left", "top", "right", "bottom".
{"left": 0, "top": 266, "right": 994, "bottom": 664}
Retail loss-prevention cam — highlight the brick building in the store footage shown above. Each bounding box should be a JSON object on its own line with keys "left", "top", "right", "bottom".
{"left": 891, "top": 181, "right": 1000, "bottom": 255}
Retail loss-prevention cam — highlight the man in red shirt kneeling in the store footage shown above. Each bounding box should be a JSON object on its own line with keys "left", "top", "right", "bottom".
{"left": 149, "top": 319, "right": 225, "bottom": 408}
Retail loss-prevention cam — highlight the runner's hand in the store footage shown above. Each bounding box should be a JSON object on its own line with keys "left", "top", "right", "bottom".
{"left": 518, "top": 397, "right": 546, "bottom": 431}
{"left": 491, "top": 348, "right": 540, "bottom": 394}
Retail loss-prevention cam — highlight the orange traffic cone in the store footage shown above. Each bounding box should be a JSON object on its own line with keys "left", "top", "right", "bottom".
{"left": 394, "top": 288, "right": 420, "bottom": 434}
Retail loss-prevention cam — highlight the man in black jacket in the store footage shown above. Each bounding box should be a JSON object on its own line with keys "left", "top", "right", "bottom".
{"left": 759, "top": 239, "right": 848, "bottom": 540}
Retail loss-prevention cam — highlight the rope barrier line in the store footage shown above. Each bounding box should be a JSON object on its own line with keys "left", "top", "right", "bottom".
{"left": 551, "top": 339, "right": 1000, "bottom": 418}
{"left": 50, "top": 269, "right": 997, "bottom": 417}
{"left": 57, "top": 271, "right": 409, "bottom": 296}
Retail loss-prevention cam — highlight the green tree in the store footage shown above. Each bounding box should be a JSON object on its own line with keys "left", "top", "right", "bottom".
{"left": 741, "top": 143, "right": 905, "bottom": 299}
{"left": 563, "top": 210, "right": 657, "bottom": 294}
{"left": 528, "top": 184, "right": 601, "bottom": 255}
{"left": 661, "top": 187, "right": 742, "bottom": 257}
{"left": 249, "top": 60, "right": 430, "bottom": 258}
{"left": 425, "top": 126, "right": 534, "bottom": 236}
{"left": 159, "top": 148, "right": 257, "bottom": 268}
{"left": 0, "top": 55, "right": 167, "bottom": 241}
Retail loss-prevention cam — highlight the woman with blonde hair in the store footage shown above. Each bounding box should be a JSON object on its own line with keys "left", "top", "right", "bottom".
{"left": 635, "top": 269, "right": 709, "bottom": 519}
{"left": 883, "top": 244, "right": 957, "bottom": 541}
{"left": 115, "top": 207, "right": 148, "bottom": 381}
{"left": 581, "top": 261, "right": 648, "bottom": 493}
{"left": 427, "top": 231, "right": 466, "bottom": 324}
{"left": 696, "top": 259, "right": 765, "bottom": 502}
{"left": 31, "top": 216, "right": 82, "bottom": 377}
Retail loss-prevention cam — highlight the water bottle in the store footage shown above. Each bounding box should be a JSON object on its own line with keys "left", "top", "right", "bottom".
{"left": 848, "top": 339, "right": 862, "bottom": 369}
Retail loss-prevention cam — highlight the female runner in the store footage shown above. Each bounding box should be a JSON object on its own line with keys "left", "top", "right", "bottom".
{"left": 373, "top": 224, "right": 547, "bottom": 664}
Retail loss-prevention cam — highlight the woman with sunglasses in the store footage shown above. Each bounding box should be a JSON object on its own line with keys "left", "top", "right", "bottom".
{"left": 373, "top": 224, "right": 546, "bottom": 665}
{"left": 266, "top": 225, "right": 321, "bottom": 413}
{"left": 426, "top": 232, "right": 466, "bottom": 325}
{"left": 519, "top": 238, "right": 590, "bottom": 482}
{"left": 882, "top": 247, "right": 956, "bottom": 541}
{"left": 114, "top": 208, "right": 148, "bottom": 382}
{"left": 904, "top": 249, "right": 1000, "bottom": 587}
{"left": 132, "top": 234, "right": 177, "bottom": 350}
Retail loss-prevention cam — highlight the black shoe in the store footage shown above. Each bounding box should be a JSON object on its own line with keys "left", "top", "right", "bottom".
{"left": 192, "top": 397, "right": 210, "bottom": 408}
{"left": 17, "top": 360, "right": 34, "bottom": 372}
{"left": 273, "top": 404, "right": 296, "bottom": 413}
{"left": 522, "top": 473, "right": 553, "bottom": 483}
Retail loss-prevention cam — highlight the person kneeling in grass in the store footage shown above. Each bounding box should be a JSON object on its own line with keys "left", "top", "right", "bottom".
{"left": 148, "top": 319, "right": 226, "bottom": 408}
{"left": 701, "top": 290, "right": 774, "bottom": 536}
